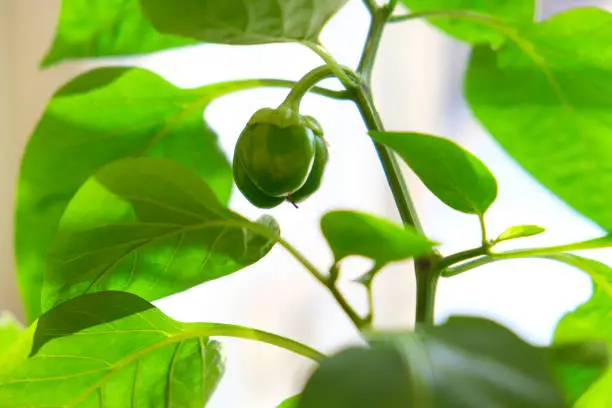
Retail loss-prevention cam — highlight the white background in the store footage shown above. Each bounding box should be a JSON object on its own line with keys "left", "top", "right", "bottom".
{"left": 1, "top": 0, "right": 611, "bottom": 406}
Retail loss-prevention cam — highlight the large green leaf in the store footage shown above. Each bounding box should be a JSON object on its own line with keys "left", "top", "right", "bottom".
{"left": 42, "top": 157, "right": 279, "bottom": 312}
{"left": 299, "top": 316, "right": 570, "bottom": 408}
{"left": 0, "top": 313, "right": 23, "bottom": 354}
{"left": 466, "top": 7, "right": 612, "bottom": 231}
{"left": 554, "top": 256, "right": 612, "bottom": 406}
{"left": 43, "top": 0, "right": 197, "bottom": 67}
{"left": 320, "top": 210, "right": 436, "bottom": 264}
{"left": 398, "top": 0, "right": 535, "bottom": 46}
{"left": 0, "top": 291, "right": 322, "bottom": 407}
{"left": 370, "top": 131, "right": 497, "bottom": 215}
{"left": 16, "top": 67, "right": 237, "bottom": 321}
{"left": 139, "top": 0, "right": 349, "bottom": 44}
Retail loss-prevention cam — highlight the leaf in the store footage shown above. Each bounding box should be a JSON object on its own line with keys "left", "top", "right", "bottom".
{"left": 320, "top": 210, "right": 436, "bottom": 264}
{"left": 0, "top": 313, "right": 23, "bottom": 353}
{"left": 278, "top": 395, "right": 301, "bottom": 408}
{"left": 399, "top": 0, "right": 535, "bottom": 46}
{"left": 553, "top": 256, "right": 612, "bottom": 406}
{"left": 0, "top": 291, "right": 323, "bottom": 407}
{"left": 43, "top": 0, "right": 197, "bottom": 67}
{"left": 139, "top": 0, "right": 349, "bottom": 44}
{"left": 299, "top": 316, "right": 568, "bottom": 408}
{"left": 298, "top": 347, "right": 412, "bottom": 408}
{"left": 402, "top": 0, "right": 536, "bottom": 46}
{"left": 370, "top": 131, "right": 498, "bottom": 215}
{"left": 547, "top": 255, "right": 612, "bottom": 299}
{"left": 543, "top": 342, "right": 609, "bottom": 406}
{"left": 465, "top": 7, "right": 612, "bottom": 231}
{"left": 16, "top": 67, "right": 236, "bottom": 321}
{"left": 42, "top": 157, "right": 280, "bottom": 312}
{"left": 494, "top": 225, "right": 546, "bottom": 244}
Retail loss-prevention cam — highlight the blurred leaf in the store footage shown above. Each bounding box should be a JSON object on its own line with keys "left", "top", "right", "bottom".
{"left": 466, "top": 7, "right": 612, "bottom": 231}
{"left": 43, "top": 0, "right": 197, "bottom": 66}
{"left": 399, "top": 0, "right": 535, "bottom": 46}
{"left": 554, "top": 256, "right": 612, "bottom": 406}
{"left": 139, "top": 0, "right": 349, "bottom": 44}
{"left": 544, "top": 342, "right": 609, "bottom": 405}
{"left": 494, "top": 225, "right": 546, "bottom": 244}
{"left": 299, "top": 316, "right": 568, "bottom": 408}
{"left": 42, "top": 158, "right": 279, "bottom": 311}
{"left": 298, "top": 346, "right": 412, "bottom": 408}
{"left": 370, "top": 131, "right": 497, "bottom": 215}
{"left": 16, "top": 67, "right": 238, "bottom": 321}
{"left": 321, "top": 210, "right": 436, "bottom": 264}
{"left": 0, "top": 313, "right": 23, "bottom": 353}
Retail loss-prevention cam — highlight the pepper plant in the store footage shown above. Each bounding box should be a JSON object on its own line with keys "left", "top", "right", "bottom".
{"left": 2, "top": 0, "right": 612, "bottom": 406}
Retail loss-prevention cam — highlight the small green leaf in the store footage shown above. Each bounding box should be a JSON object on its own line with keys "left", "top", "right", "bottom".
{"left": 320, "top": 210, "right": 436, "bottom": 264}
{"left": 466, "top": 7, "right": 612, "bottom": 231}
{"left": 139, "top": 0, "right": 349, "bottom": 44}
{"left": 553, "top": 255, "right": 612, "bottom": 406}
{"left": 494, "top": 225, "right": 546, "bottom": 244}
{"left": 16, "top": 67, "right": 238, "bottom": 321}
{"left": 370, "top": 131, "right": 498, "bottom": 215}
{"left": 42, "top": 158, "right": 279, "bottom": 312}
{"left": 299, "top": 316, "right": 568, "bottom": 408}
{"left": 278, "top": 395, "right": 301, "bottom": 408}
{"left": 43, "top": 0, "right": 197, "bottom": 66}
{"left": 0, "top": 313, "right": 23, "bottom": 352}
{"left": 0, "top": 292, "right": 321, "bottom": 406}
{"left": 398, "top": 0, "right": 535, "bottom": 46}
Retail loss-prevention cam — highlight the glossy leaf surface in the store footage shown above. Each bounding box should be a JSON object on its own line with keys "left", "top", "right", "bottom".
{"left": 321, "top": 210, "right": 436, "bottom": 264}
{"left": 43, "top": 0, "right": 197, "bottom": 66}
{"left": 0, "top": 292, "right": 224, "bottom": 407}
{"left": 370, "top": 131, "right": 498, "bottom": 215}
{"left": 42, "top": 158, "right": 279, "bottom": 311}
{"left": 466, "top": 7, "right": 612, "bottom": 230}
{"left": 399, "top": 0, "right": 535, "bottom": 45}
{"left": 16, "top": 67, "right": 234, "bottom": 321}
{"left": 554, "top": 255, "right": 612, "bottom": 406}
{"left": 494, "top": 225, "right": 546, "bottom": 244}
{"left": 139, "top": 0, "right": 349, "bottom": 44}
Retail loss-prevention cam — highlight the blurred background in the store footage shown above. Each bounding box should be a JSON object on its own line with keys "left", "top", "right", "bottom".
{"left": 1, "top": 0, "right": 611, "bottom": 406}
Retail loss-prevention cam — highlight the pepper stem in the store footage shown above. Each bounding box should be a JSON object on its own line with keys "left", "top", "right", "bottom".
{"left": 281, "top": 65, "right": 359, "bottom": 112}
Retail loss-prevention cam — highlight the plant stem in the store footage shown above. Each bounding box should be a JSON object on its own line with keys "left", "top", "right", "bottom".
{"left": 437, "top": 245, "right": 489, "bottom": 270}
{"left": 200, "top": 78, "right": 351, "bottom": 103}
{"left": 357, "top": 6, "right": 391, "bottom": 83}
{"left": 478, "top": 215, "right": 489, "bottom": 247}
{"left": 278, "top": 236, "right": 364, "bottom": 329}
{"left": 442, "top": 236, "right": 612, "bottom": 277}
{"left": 352, "top": 88, "right": 423, "bottom": 233}
{"left": 304, "top": 42, "right": 358, "bottom": 88}
{"left": 282, "top": 65, "right": 355, "bottom": 111}
{"left": 415, "top": 259, "right": 439, "bottom": 327}
{"left": 353, "top": 3, "right": 443, "bottom": 328}
{"left": 362, "top": 0, "right": 377, "bottom": 13}
{"left": 240, "top": 220, "right": 365, "bottom": 330}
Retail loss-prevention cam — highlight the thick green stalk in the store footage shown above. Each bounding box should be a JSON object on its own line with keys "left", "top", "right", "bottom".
{"left": 352, "top": 88, "right": 423, "bottom": 233}
{"left": 415, "top": 260, "right": 439, "bottom": 327}
{"left": 353, "top": 3, "right": 440, "bottom": 327}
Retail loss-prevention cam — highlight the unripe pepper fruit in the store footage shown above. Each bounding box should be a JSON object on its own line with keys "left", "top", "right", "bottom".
{"left": 233, "top": 106, "right": 329, "bottom": 208}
